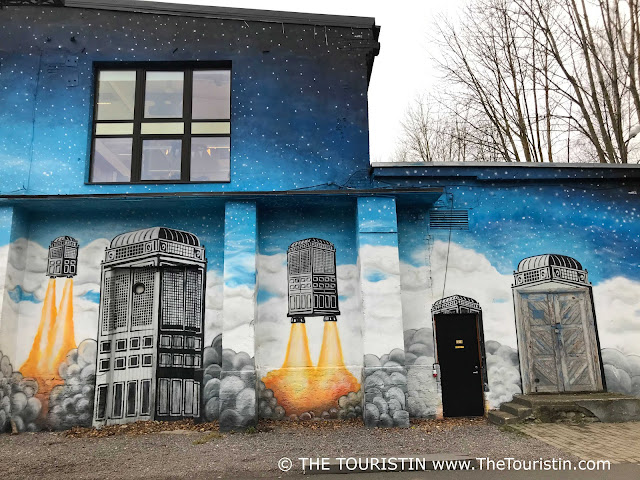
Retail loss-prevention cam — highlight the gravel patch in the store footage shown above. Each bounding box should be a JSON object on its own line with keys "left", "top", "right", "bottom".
{"left": 0, "top": 418, "right": 578, "bottom": 479}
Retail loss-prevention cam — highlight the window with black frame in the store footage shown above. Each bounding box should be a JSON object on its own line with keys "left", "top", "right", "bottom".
{"left": 90, "top": 65, "right": 231, "bottom": 183}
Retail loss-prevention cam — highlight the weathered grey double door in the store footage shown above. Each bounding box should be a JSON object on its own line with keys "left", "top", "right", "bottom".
{"left": 514, "top": 289, "right": 604, "bottom": 394}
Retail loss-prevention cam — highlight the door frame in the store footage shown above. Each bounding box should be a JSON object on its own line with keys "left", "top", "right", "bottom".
{"left": 513, "top": 284, "right": 606, "bottom": 394}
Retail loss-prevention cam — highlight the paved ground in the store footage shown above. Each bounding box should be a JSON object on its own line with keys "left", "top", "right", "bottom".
{"left": 0, "top": 418, "right": 580, "bottom": 479}
{"left": 3, "top": 418, "right": 640, "bottom": 479}
{"left": 515, "top": 422, "right": 640, "bottom": 464}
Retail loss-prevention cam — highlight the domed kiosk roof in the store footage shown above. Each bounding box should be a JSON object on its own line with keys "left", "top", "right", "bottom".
{"left": 517, "top": 254, "right": 583, "bottom": 272}
{"left": 288, "top": 238, "right": 335, "bottom": 251}
{"left": 432, "top": 294, "right": 481, "bottom": 314}
{"left": 513, "top": 254, "right": 589, "bottom": 287}
{"left": 110, "top": 227, "right": 200, "bottom": 248}
{"left": 51, "top": 236, "right": 78, "bottom": 244}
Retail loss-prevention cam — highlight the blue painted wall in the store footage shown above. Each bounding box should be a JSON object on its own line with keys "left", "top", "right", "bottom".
{"left": 0, "top": 6, "right": 375, "bottom": 196}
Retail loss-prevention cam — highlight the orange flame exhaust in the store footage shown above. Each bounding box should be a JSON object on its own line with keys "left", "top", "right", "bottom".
{"left": 263, "top": 320, "right": 359, "bottom": 416}
{"left": 20, "top": 278, "right": 77, "bottom": 411}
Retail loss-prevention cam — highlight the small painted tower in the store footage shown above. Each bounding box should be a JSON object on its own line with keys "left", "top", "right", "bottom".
{"left": 287, "top": 238, "right": 339, "bottom": 323}
{"left": 512, "top": 254, "right": 605, "bottom": 394}
{"left": 93, "top": 227, "right": 207, "bottom": 427}
{"left": 47, "top": 236, "right": 79, "bottom": 278}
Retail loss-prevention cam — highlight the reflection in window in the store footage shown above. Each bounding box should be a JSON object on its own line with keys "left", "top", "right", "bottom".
{"left": 96, "top": 71, "right": 136, "bottom": 120}
{"left": 91, "top": 138, "right": 132, "bottom": 183}
{"left": 144, "top": 71, "right": 184, "bottom": 118}
{"left": 192, "top": 70, "right": 231, "bottom": 119}
{"left": 91, "top": 66, "right": 230, "bottom": 183}
{"left": 190, "top": 137, "right": 230, "bottom": 181}
{"left": 141, "top": 139, "right": 182, "bottom": 181}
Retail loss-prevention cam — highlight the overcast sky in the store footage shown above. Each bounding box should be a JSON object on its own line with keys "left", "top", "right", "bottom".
{"left": 142, "top": 0, "right": 466, "bottom": 162}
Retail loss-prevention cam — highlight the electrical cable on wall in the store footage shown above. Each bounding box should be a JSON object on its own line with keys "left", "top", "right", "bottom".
{"left": 24, "top": 50, "right": 44, "bottom": 194}
{"left": 440, "top": 191, "right": 454, "bottom": 301}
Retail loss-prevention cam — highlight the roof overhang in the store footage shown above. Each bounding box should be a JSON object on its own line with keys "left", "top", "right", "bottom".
{"left": 64, "top": 0, "right": 377, "bottom": 29}
{"left": 371, "top": 162, "right": 640, "bottom": 182}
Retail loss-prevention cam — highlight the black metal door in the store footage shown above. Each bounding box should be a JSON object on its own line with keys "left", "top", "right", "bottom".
{"left": 435, "top": 313, "right": 484, "bottom": 417}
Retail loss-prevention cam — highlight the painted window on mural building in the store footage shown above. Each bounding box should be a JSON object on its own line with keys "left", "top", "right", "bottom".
{"left": 90, "top": 65, "right": 231, "bottom": 183}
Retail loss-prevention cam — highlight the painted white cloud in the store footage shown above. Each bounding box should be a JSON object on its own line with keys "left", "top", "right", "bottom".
{"left": 222, "top": 283, "right": 256, "bottom": 356}
{"left": 0, "top": 243, "right": 8, "bottom": 328}
{"left": 402, "top": 240, "right": 517, "bottom": 347}
{"left": 357, "top": 244, "right": 407, "bottom": 356}
{"left": 400, "top": 262, "right": 431, "bottom": 336}
{"left": 204, "top": 269, "right": 223, "bottom": 346}
{"left": 402, "top": 241, "right": 640, "bottom": 356}
{"left": 593, "top": 276, "right": 640, "bottom": 355}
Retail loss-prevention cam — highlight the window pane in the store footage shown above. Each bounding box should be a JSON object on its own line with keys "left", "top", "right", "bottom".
{"left": 141, "top": 139, "right": 182, "bottom": 180}
{"left": 92, "top": 137, "right": 132, "bottom": 182}
{"left": 95, "top": 123, "right": 134, "bottom": 135}
{"left": 144, "top": 71, "right": 184, "bottom": 118}
{"left": 113, "top": 383, "right": 123, "bottom": 418}
{"left": 190, "top": 137, "right": 230, "bottom": 181}
{"left": 141, "top": 380, "right": 151, "bottom": 415}
{"left": 171, "top": 379, "right": 182, "bottom": 415}
{"left": 127, "top": 381, "right": 137, "bottom": 416}
{"left": 192, "top": 70, "right": 230, "bottom": 119}
{"left": 96, "top": 71, "right": 136, "bottom": 120}
{"left": 140, "top": 122, "right": 184, "bottom": 135}
{"left": 184, "top": 379, "right": 193, "bottom": 415}
{"left": 96, "top": 385, "right": 108, "bottom": 420}
{"left": 191, "top": 122, "right": 230, "bottom": 135}
{"left": 158, "top": 379, "right": 169, "bottom": 415}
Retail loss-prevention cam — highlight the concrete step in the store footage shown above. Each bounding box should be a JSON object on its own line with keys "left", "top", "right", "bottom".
{"left": 511, "top": 394, "right": 534, "bottom": 408}
{"left": 501, "top": 402, "right": 532, "bottom": 418}
{"left": 509, "top": 393, "right": 640, "bottom": 423}
{"left": 487, "top": 410, "right": 519, "bottom": 425}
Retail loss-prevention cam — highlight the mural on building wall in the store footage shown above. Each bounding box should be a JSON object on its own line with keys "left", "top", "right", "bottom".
{"left": 263, "top": 238, "right": 358, "bottom": 414}
{"left": 254, "top": 204, "right": 371, "bottom": 424}
{"left": 93, "top": 228, "right": 207, "bottom": 427}
{"left": 0, "top": 9, "right": 373, "bottom": 197}
{"left": 217, "top": 202, "right": 260, "bottom": 431}
{"left": 20, "top": 237, "right": 79, "bottom": 420}
{"left": 2, "top": 186, "right": 640, "bottom": 432}
{"left": 397, "top": 187, "right": 640, "bottom": 412}
{"left": 0, "top": 350, "right": 42, "bottom": 432}
{"left": 0, "top": 208, "right": 226, "bottom": 433}
{"left": 261, "top": 238, "right": 360, "bottom": 418}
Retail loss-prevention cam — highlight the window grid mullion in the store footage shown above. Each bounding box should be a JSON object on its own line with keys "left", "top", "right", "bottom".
{"left": 182, "top": 69, "right": 193, "bottom": 182}
{"left": 131, "top": 68, "right": 146, "bottom": 182}
{"left": 90, "top": 64, "right": 231, "bottom": 184}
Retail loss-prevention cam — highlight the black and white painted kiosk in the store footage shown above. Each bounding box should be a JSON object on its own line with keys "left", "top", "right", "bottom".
{"left": 93, "top": 227, "right": 207, "bottom": 427}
